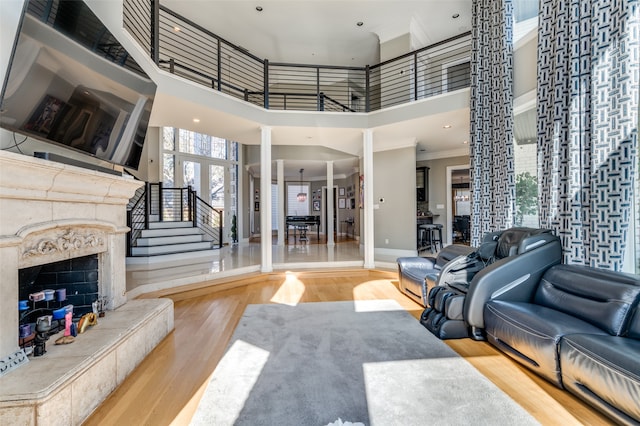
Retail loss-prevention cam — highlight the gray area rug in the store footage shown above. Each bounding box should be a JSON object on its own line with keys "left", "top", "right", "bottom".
{"left": 191, "top": 300, "right": 539, "bottom": 426}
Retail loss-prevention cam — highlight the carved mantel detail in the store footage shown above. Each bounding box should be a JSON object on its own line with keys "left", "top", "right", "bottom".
{"left": 23, "top": 229, "right": 105, "bottom": 258}
{"left": 19, "top": 227, "right": 107, "bottom": 268}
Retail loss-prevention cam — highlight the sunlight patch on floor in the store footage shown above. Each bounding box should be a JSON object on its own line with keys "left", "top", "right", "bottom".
{"left": 270, "top": 271, "right": 306, "bottom": 305}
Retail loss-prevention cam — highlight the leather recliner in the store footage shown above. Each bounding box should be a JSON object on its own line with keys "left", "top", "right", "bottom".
{"left": 396, "top": 244, "right": 475, "bottom": 306}
{"left": 420, "top": 227, "right": 562, "bottom": 340}
{"left": 484, "top": 264, "right": 640, "bottom": 424}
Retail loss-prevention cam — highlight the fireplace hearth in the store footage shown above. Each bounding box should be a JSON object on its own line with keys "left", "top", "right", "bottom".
{"left": 0, "top": 151, "right": 174, "bottom": 425}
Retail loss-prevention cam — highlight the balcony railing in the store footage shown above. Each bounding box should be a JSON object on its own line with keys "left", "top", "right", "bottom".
{"left": 123, "top": 0, "right": 471, "bottom": 113}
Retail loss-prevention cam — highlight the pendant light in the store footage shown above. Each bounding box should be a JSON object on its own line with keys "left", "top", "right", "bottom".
{"left": 297, "top": 168, "right": 307, "bottom": 202}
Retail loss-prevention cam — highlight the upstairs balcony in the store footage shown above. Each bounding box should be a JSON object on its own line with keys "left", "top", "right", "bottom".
{"left": 121, "top": 0, "right": 471, "bottom": 114}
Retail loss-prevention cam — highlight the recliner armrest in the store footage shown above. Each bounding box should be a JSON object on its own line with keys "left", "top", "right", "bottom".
{"left": 397, "top": 256, "right": 438, "bottom": 272}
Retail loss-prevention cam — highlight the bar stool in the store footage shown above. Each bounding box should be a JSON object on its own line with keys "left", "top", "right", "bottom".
{"left": 418, "top": 224, "right": 433, "bottom": 252}
{"left": 431, "top": 224, "right": 443, "bottom": 251}
{"left": 417, "top": 226, "right": 428, "bottom": 251}
{"left": 420, "top": 224, "right": 443, "bottom": 253}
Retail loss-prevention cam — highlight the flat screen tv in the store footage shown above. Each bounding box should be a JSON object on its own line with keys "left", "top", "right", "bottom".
{"left": 0, "top": 0, "right": 156, "bottom": 170}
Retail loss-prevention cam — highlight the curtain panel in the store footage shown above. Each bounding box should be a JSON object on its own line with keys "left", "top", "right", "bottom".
{"left": 469, "top": 0, "right": 515, "bottom": 246}
{"left": 537, "top": 0, "right": 639, "bottom": 271}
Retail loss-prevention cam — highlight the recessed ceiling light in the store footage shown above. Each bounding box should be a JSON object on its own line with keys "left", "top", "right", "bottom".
{"left": 452, "top": 13, "right": 460, "bottom": 19}
{"left": 256, "top": 6, "right": 263, "bottom": 12}
{"left": 443, "top": 124, "right": 452, "bottom": 129}
{"left": 356, "top": 22, "right": 364, "bottom": 27}
{"left": 193, "top": 118, "right": 200, "bottom": 123}
{"left": 173, "top": 26, "right": 181, "bottom": 32}
{"left": 463, "top": 140, "right": 468, "bottom": 144}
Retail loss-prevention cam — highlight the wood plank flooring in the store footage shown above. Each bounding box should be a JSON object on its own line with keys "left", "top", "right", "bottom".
{"left": 84, "top": 270, "right": 611, "bottom": 425}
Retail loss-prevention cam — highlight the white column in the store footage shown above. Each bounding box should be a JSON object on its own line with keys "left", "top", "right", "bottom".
{"left": 248, "top": 173, "right": 254, "bottom": 235}
{"left": 363, "top": 129, "right": 375, "bottom": 268}
{"left": 236, "top": 146, "right": 244, "bottom": 242}
{"left": 326, "top": 161, "right": 335, "bottom": 247}
{"left": 276, "top": 160, "right": 285, "bottom": 246}
{"left": 260, "top": 126, "right": 273, "bottom": 272}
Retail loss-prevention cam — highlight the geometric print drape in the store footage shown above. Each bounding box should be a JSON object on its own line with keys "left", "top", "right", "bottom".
{"left": 469, "top": 0, "right": 516, "bottom": 246}
{"left": 537, "top": 0, "right": 639, "bottom": 271}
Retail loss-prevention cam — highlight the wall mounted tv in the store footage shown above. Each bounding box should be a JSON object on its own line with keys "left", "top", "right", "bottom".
{"left": 0, "top": 0, "right": 157, "bottom": 170}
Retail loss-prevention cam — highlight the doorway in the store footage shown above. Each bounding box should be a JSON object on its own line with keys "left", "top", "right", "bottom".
{"left": 446, "top": 164, "right": 470, "bottom": 245}
{"left": 175, "top": 155, "right": 231, "bottom": 239}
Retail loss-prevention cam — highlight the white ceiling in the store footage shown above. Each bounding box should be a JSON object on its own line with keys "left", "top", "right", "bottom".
{"left": 153, "top": 1, "right": 473, "bottom": 177}
{"left": 161, "top": 0, "right": 472, "bottom": 66}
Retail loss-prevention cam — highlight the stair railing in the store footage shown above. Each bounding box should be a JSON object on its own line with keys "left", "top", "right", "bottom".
{"left": 189, "top": 187, "right": 223, "bottom": 247}
{"left": 127, "top": 182, "right": 223, "bottom": 255}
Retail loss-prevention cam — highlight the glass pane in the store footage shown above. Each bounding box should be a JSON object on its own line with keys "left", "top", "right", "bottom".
{"left": 210, "top": 137, "right": 227, "bottom": 159}
{"left": 209, "top": 164, "right": 224, "bottom": 209}
{"left": 514, "top": 108, "right": 539, "bottom": 227}
{"left": 229, "top": 141, "right": 238, "bottom": 161}
{"left": 287, "top": 183, "right": 309, "bottom": 216}
{"left": 183, "top": 160, "right": 201, "bottom": 195}
{"left": 177, "top": 129, "right": 227, "bottom": 159}
{"left": 163, "top": 154, "right": 174, "bottom": 187}
{"left": 162, "top": 127, "right": 174, "bottom": 150}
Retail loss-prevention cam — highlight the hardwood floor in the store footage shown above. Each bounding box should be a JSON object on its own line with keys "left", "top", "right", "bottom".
{"left": 85, "top": 270, "right": 610, "bottom": 425}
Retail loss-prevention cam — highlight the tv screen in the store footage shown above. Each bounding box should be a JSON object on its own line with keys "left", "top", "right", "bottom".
{"left": 0, "top": 0, "right": 156, "bottom": 170}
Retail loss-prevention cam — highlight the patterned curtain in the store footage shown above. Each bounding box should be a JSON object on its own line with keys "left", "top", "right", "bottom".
{"left": 469, "top": 0, "right": 516, "bottom": 246}
{"left": 537, "top": 0, "right": 639, "bottom": 271}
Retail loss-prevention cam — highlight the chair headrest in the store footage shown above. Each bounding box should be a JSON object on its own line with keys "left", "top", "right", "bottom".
{"left": 495, "top": 227, "right": 553, "bottom": 259}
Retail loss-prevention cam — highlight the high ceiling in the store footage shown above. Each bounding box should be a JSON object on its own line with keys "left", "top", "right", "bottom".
{"left": 161, "top": 1, "right": 472, "bottom": 67}
{"left": 154, "top": 1, "right": 474, "bottom": 177}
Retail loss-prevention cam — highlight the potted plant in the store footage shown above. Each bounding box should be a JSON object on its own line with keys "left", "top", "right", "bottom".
{"left": 230, "top": 214, "right": 238, "bottom": 244}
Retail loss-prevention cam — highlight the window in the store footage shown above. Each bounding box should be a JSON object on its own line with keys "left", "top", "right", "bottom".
{"left": 287, "top": 183, "right": 309, "bottom": 216}
{"left": 514, "top": 107, "right": 539, "bottom": 227}
{"left": 177, "top": 129, "right": 227, "bottom": 159}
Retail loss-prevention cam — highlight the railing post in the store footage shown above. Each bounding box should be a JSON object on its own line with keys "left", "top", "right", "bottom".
{"left": 126, "top": 209, "right": 132, "bottom": 256}
{"left": 244, "top": 88, "right": 249, "bottom": 102}
{"left": 144, "top": 182, "right": 151, "bottom": 230}
{"left": 365, "top": 65, "right": 370, "bottom": 112}
{"left": 219, "top": 211, "right": 223, "bottom": 248}
{"left": 316, "top": 68, "right": 321, "bottom": 111}
{"left": 186, "top": 186, "right": 192, "bottom": 222}
{"left": 151, "top": 0, "right": 160, "bottom": 66}
{"left": 192, "top": 192, "right": 198, "bottom": 228}
{"left": 158, "top": 182, "right": 164, "bottom": 221}
{"left": 216, "top": 39, "right": 222, "bottom": 91}
{"left": 413, "top": 52, "right": 418, "bottom": 101}
{"left": 169, "top": 58, "right": 175, "bottom": 74}
{"left": 264, "top": 59, "right": 269, "bottom": 109}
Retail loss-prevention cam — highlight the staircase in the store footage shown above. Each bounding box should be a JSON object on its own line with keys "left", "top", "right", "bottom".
{"left": 126, "top": 183, "right": 223, "bottom": 265}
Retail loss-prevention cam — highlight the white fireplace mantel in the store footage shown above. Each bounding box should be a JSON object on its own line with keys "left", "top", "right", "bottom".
{"left": 0, "top": 151, "right": 175, "bottom": 425}
{"left": 0, "top": 150, "right": 143, "bottom": 367}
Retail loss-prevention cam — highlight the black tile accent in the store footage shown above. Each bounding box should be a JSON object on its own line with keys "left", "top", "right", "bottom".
{"left": 57, "top": 271, "right": 86, "bottom": 284}
{"left": 18, "top": 254, "right": 100, "bottom": 320}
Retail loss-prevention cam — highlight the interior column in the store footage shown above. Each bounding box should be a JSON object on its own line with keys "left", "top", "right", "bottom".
{"left": 260, "top": 126, "right": 272, "bottom": 272}
{"left": 276, "top": 160, "right": 285, "bottom": 246}
{"left": 326, "top": 161, "right": 335, "bottom": 247}
{"left": 363, "top": 129, "right": 375, "bottom": 268}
